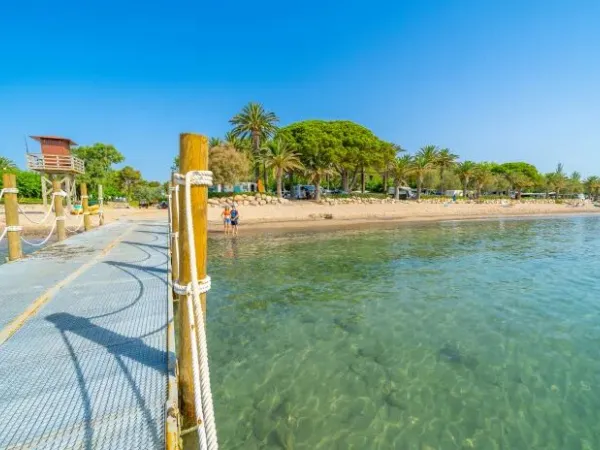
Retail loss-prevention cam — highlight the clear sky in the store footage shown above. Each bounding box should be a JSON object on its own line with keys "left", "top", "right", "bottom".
{"left": 1, "top": 0, "right": 599, "bottom": 181}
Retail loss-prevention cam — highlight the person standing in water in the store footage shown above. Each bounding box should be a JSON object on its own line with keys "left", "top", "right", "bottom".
{"left": 221, "top": 205, "right": 231, "bottom": 234}
{"left": 230, "top": 205, "right": 240, "bottom": 236}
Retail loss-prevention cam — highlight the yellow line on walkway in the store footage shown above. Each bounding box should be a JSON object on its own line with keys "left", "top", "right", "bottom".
{"left": 0, "top": 225, "right": 135, "bottom": 347}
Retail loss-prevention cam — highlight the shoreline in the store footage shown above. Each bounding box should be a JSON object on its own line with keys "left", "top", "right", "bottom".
{"left": 207, "top": 208, "right": 600, "bottom": 235}
{"left": 4, "top": 202, "right": 600, "bottom": 238}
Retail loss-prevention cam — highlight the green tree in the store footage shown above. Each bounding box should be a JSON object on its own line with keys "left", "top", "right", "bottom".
{"left": 278, "top": 121, "right": 339, "bottom": 201}
{"left": 472, "top": 163, "right": 493, "bottom": 198}
{"left": 118, "top": 166, "right": 142, "bottom": 198}
{"left": 229, "top": 102, "right": 279, "bottom": 185}
{"left": 382, "top": 143, "right": 405, "bottom": 193}
{"left": 455, "top": 161, "right": 477, "bottom": 198}
{"left": 389, "top": 155, "right": 414, "bottom": 200}
{"left": 209, "top": 144, "right": 251, "bottom": 186}
{"left": 262, "top": 140, "right": 304, "bottom": 198}
{"left": 547, "top": 163, "right": 568, "bottom": 202}
{"left": 209, "top": 137, "right": 223, "bottom": 148}
{"left": 0, "top": 157, "right": 16, "bottom": 170}
{"left": 171, "top": 156, "right": 179, "bottom": 172}
{"left": 584, "top": 176, "right": 600, "bottom": 201}
{"left": 491, "top": 162, "right": 540, "bottom": 199}
{"left": 569, "top": 171, "right": 582, "bottom": 194}
{"left": 508, "top": 172, "right": 533, "bottom": 199}
{"left": 224, "top": 131, "right": 252, "bottom": 155}
{"left": 410, "top": 145, "right": 439, "bottom": 200}
{"left": 437, "top": 148, "right": 459, "bottom": 195}
{"left": 73, "top": 143, "right": 125, "bottom": 192}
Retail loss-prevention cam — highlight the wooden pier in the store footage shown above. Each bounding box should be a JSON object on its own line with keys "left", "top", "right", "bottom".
{"left": 0, "top": 220, "right": 175, "bottom": 448}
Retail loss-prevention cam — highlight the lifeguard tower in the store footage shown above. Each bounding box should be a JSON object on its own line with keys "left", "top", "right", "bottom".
{"left": 26, "top": 136, "right": 85, "bottom": 208}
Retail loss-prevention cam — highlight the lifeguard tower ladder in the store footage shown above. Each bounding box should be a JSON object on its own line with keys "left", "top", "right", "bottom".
{"left": 26, "top": 136, "right": 85, "bottom": 208}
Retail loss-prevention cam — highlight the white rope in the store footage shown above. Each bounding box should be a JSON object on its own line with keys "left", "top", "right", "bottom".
{"left": 18, "top": 203, "right": 54, "bottom": 224}
{"left": 66, "top": 215, "right": 84, "bottom": 233}
{"left": 21, "top": 221, "right": 56, "bottom": 247}
{"left": 0, "top": 187, "right": 18, "bottom": 200}
{"left": 173, "top": 277, "right": 211, "bottom": 296}
{"left": 174, "top": 171, "right": 213, "bottom": 187}
{"left": 17, "top": 192, "right": 66, "bottom": 225}
{"left": 183, "top": 170, "right": 218, "bottom": 449}
{"left": 185, "top": 294, "right": 209, "bottom": 449}
{"left": 0, "top": 227, "right": 6, "bottom": 243}
{"left": 172, "top": 186, "right": 180, "bottom": 273}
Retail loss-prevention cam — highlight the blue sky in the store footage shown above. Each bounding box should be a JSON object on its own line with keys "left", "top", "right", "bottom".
{"left": 1, "top": 0, "right": 599, "bottom": 181}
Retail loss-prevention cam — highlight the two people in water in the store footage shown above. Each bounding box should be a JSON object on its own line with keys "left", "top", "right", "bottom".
{"left": 221, "top": 205, "right": 240, "bottom": 235}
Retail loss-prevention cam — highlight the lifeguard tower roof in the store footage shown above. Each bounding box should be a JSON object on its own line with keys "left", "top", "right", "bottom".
{"left": 30, "top": 136, "right": 78, "bottom": 147}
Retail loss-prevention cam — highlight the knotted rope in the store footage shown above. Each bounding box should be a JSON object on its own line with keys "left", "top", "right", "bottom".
{"left": 170, "top": 170, "right": 218, "bottom": 450}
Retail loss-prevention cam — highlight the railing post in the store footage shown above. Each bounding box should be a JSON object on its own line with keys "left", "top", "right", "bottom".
{"left": 3, "top": 173, "right": 22, "bottom": 261}
{"left": 81, "top": 183, "right": 91, "bottom": 231}
{"left": 53, "top": 180, "right": 66, "bottom": 242}
{"left": 170, "top": 175, "right": 179, "bottom": 290}
{"left": 98, "top": 185, "right": 104, "bottom": 226}
{"left": 177, "top": 133, "right": 209, "bottom": 430}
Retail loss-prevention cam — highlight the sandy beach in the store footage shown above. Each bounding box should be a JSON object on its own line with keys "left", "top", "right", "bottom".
{"left": 3, "top": 200, "right": 600, "bottom": 237}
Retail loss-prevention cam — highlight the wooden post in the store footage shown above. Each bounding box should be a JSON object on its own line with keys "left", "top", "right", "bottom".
{"left": 3, "top": 174, "right": 22, "bottom": 261}
{"left": 98, "top": 185, "right": 104, "bottom": 226}
{"left": 41, "top": 177, "right": 48, "bottom": 207}
{"left": 170, "top": 176, "right": 180, "bottom": 287}
{"left": 177, "top": 133, "right": 209, "bottom": 428}
{"left": 53, "top": 180, "right": 66, "bottom": 242}
{"left": 81, "top": 183, "right": 91, "bottom": 231}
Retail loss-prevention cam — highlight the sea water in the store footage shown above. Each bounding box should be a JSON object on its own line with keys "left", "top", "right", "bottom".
{"left": 207, "top": 216, "right": 600, "bottom": 449}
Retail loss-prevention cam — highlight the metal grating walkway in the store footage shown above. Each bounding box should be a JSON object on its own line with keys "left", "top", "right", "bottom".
{"left": 0, "top": 221, "right": 170, "bottom": 449}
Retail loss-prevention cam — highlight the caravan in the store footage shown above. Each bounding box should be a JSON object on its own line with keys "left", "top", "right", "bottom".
{"left": 387, "top": 186, "right": 416, "bottom": 199}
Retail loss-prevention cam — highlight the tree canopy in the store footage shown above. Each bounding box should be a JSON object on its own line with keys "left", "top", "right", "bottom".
{"left": 73, "top": 143, "right": 125, "bottom": 192}
{"left": 277, "top": 120, "right": 387, "bottom": 192}
{"left": 209, "top": 144, "right": 251, "bottom": 186}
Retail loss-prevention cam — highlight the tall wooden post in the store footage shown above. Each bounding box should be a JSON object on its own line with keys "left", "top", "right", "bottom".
{"left": 98, "top": 185, "right": 104, "bottom": 226}
{"left": 170, "top": 176, "right": 180, "bottom": 287}
{"left": 3, "top": 174, "right": 22, "bottom": 261}
{"left": 81, "top": 183, "right": 91, "bottom": 231}
{"left": 177, "top": 133, "right": 209, "bottom": 428}
{"left": 53, "top": 180, "right": 66, "bottom": 241}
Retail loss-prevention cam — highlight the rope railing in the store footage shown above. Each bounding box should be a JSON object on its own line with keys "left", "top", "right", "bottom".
{"left": 17, "top": 191, "right": 66, "bottom": 224}
{"left": 1, "top": 180, "right": 102, "bottom": 260}
{"left": 169, "top": 164, "right": 218, "bottom": 450}
{"left": 20, "top": 221, "right": 57, "bottom": 247}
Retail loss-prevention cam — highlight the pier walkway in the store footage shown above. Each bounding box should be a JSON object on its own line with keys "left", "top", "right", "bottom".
{"left": 0, "top": 220, "right": 172, "bottom": 449}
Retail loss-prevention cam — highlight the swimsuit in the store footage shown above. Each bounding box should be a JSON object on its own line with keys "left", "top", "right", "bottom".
{"left": 223, "top": 211, "right": 231, "bottom": 224}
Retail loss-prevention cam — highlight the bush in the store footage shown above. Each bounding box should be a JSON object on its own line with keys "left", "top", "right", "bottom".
{"left": 0, "top": 197, "right": 43, "bottom": 205}
{"left": 208, "top": 192, "right": 237, "bottom": 199}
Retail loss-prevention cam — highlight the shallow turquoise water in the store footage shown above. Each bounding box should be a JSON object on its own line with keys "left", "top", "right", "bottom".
{"left": 207, "top": 216, "right": 600, "bottom": 449}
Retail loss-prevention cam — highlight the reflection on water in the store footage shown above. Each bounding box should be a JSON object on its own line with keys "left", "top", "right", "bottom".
{"left": 207, "top": 217, "right": 600, "bottom": 449}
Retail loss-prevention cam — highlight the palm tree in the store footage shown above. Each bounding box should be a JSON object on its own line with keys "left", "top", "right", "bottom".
{"left": 0, "top": 156, "right": 16, "bottom": 170}
{"left": 229, "top": 102, "right": 279, "bottom": 187}
{"left": 262, "top": 140, "right": 303, "bottom": 198}
{"left": 570, "top": 171, "right": 582, "bottom": 194}
{"left": 472, "top": 163, "right": 493, "bottom": 198}
{"left": 549, "top": 163, "right": 568, "bottom": 202}
{"left": 455, "top": 161, "right": 477, "bottom": 198}
{"left": 437, "top": 148, "right": 459, "bottom": 196}
{"left": 382, "top": 143, "right": 405, "bottom": 193}
{"left": 410, "top": 145, "right": 439, "bottom": 200}
{"left": 584, "top": 176, "right": 600, "bottom": 201}
{"left": 508, "top": 172, "right": 533, "bottom": 199}
{"left": 209, "top": 137, "right": 223, "bottom": 148}
{"left": 389, "top": 155, "right": 414, "bottom": 200}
